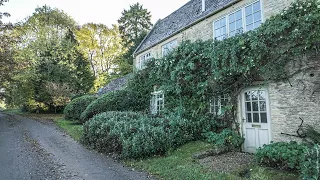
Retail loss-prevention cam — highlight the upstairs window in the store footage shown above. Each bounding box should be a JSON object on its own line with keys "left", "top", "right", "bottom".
{"left": 138, "top": 52, "right": 152, "bottom": 70}
{"left": 162, "top": 40, "right": 178, "bottom": 57}
{"left": 210, "top": 94, "right": 230, "bottom": 116}
{"left": 150, "top": 91, "right": 164, "bottom": 115}
{"left": 214, "top": 17, "right": 227, "bottom": 41}
{"left": 213, "top": 1, "right": 262, "bottom": 40}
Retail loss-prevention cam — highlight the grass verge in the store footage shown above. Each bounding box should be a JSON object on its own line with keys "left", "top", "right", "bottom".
{"left": 56, "top": 119, "right": 83, "bottom": 142}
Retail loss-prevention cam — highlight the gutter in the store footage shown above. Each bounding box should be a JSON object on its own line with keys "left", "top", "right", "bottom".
{"left": 134, "top": 0, "right": 241, "bottom": 56}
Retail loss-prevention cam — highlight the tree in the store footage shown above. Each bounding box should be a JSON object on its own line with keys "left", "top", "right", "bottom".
{"left": 0, "top": 0, "right": 10, "bottom": 26}
{"left": 75, "top": 23, "right": 126, "bottom": 90}
{"left": 118, "top": 3, "right": 152, "bottom": 64}
{"left": 6, "top": 5, "right": 94, "bottom": 112}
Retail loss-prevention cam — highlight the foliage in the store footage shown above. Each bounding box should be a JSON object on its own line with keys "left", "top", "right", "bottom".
{"left": 64, "top": 95, "right": 97, "bottom": 121}
{"left": 300, "top": 144, "right": 320, "bottom": 180}
{"left": 203, "top": 129, "right": 244, "bottom": 151}
{"left": 118, "top": 2, "right": 152, "bottom": 64}
{"left": 0, "top": 0, "right": 10, "bottom": 25}
{"left": 81, "top": 111, "right": 217, "bottom": 159}
{"left": 4, "top": 6, "right": 94, "bottom": 111}
{"left": 75, "top": 23, "right": 126, "bottom": 82}
{"left": 255, "top": 141, "right": 307, "bottom": 170}
{"left": 80, "top": 90, "right": 144, "bottom": 123}
{"left": 303, "top": 125, "right": 320, "bottom": 145}
{"left": 128, "top": 0, "right": 320, "bottom": 130}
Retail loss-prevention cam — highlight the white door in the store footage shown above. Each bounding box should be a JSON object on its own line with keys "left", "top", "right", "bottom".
{"left": 242, "top": 88, "right": 271, "bottom": 153}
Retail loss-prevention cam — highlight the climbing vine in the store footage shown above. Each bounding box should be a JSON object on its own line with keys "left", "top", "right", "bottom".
{"left": 127, "top": 0, "right": 320, "bottom": 130}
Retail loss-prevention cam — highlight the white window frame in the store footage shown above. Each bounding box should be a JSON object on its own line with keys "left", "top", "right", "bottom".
{"left": 161, "top": 39, "right": 178, "bottom": 57}
{"left": 137, "top": 52, "right": 152, "bottom": 70}
{"left": 210, "top": 94, "right": 230, "bottom": 116}
{"left": 213, "top": 0, "right": 263, "bottom": 40}
{"left": 150, "top": 91, "right": 164, "bottom": 115}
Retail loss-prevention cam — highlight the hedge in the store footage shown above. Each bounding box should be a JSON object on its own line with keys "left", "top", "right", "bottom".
{"left": 64, "top": 95, "right": 97, "bottom": 122}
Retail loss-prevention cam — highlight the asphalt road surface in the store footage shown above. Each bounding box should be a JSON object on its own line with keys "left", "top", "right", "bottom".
{"left": 0, "top": 113, "right": 152, "bottom": 180}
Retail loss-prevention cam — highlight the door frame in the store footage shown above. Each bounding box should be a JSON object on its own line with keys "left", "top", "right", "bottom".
{"left": 240, "top": 86, "right": 272, "bottom": 153}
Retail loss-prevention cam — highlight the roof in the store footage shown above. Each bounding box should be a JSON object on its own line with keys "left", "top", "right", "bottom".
{"left": 134, "top": 0, "right": 239, "bottom": 55}
{"left": 96, "top": 74, "right": 132, "bottom": 96}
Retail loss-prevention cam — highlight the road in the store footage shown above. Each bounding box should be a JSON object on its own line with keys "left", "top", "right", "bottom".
{"left": 0, "top": 113, "right": 152, "bottom": 180}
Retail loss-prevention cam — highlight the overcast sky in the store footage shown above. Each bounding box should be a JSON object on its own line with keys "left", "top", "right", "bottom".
{"left": 1, "top": 0, "right": 190, "bottom": 26}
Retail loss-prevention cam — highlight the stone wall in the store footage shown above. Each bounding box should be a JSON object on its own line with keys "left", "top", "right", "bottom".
{"left": 269, "top": 55, "right": 320, "bottom": 142}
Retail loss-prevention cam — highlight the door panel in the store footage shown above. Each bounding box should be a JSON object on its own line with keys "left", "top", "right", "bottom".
{"left": 242, "top": 88, "right": 271, "bottom": 153}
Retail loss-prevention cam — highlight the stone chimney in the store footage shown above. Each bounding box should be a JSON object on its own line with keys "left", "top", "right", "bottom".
{"left": 202, "top": 0, "right": 206, "bottom": 12}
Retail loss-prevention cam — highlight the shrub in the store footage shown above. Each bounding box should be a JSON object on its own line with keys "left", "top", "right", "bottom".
{"left": 300, "top": 144, "right": 320, "bottom": 180}
{"left": 64, "top": 95, "right": 97, "bottom": 121}
{"left": 255, "top": 141, "right": 307, "bottom": 170}
{"left": 203, "top": 129, "right": 244, "bottom": 151}
{"left": 80, "top": 90, "right": 144, "bottom": 123}
{"left": 81, "top": 111, "right": 204, "bottom": 159}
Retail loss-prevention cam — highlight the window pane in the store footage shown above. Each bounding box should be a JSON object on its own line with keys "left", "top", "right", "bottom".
{"left": 247, "top": 113, "right": 252, "bottom": 123}
{"left": 252, "top": 101, "right": 259, "bottom": 111}
{"left": 252, "top": 91, "right": 258, "bottom": 100}
{"left": 254, "top": 20, "right": 262, "bottom": 28}
{"left": 260, "top": 101, "right": 266, "bottom": 111}
{"left": 246, "top": 24, "right": 253, "bottom": 31}
{"left": 229, "top": 14, "right": 235, "bottom": 22}
{"left": 261, "top": 113, "right": 267, "bottom": 123}
{"left": 258, "top": 91, "right": 265, "bottom": 100}
{"left": 253, "top": 1, "right": 261, "bottom": 12}
{"left": 245, "top": 6, "right": 252, "bottom": 15}
{"left": 214, "top": 21, "right": 220, "bottom": 29}
{"left": 246, "top": 102, "right": 251, "bottom": 111}
{"left": 245, "top": 91, "right": 251, "bottom": 101}
{"left": 253, "top": 113, "right": 259, "bottom": 123}
{"left": 215, "top": 29, "right": 220, "bottom": 37}
{"left": 236, "top": 20, "right": 243, "bottom": 29}
{"left": 229, "top": 22, "right": 235, "bottom": 31}
{"left": 254, "top": 12, "right": 261, "bottom": 22}
{"left": 221, "top": 17, "right": 226, "bottom": 26}
{"left": 222, "top": 26, "right": 226, "bottom": 34}
{"left": 235, "top": 10, "right": 242, "bottom": 20}
{"left": 246, "top": 14, "right": 253, "bottom": 24}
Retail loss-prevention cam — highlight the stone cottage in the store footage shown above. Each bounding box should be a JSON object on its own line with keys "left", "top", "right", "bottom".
{"left": 133, "top": 0, "right": 320, "bottom": 152}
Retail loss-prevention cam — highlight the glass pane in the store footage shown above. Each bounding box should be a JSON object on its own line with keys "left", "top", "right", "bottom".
{"left": 261, "top": 113, "right": 267, "bottom": 123}
{"left": 221, "top": 17, "right": 226, "bottom": 26}
{"left": 229, "top": 31, "right": 235, "bottom": 37}
{"left": 258, "top": 91, "right": 265, "bottom": 100}
{"left": 222, "top": 26, "right": 226, "bottom": 34}
{"left": 245, "top": 91, "right": 251, "bottom": 101}
{"left": 236, "top": 10, "right": 242, "bottom": 20}
{"left": 252, "top": 102, "right": 259, "bottom": 111}
{"left": 246, "top": 24, "right": 253, "bottom": 31}
{"left": 246, "top": 102, "right": 251, "bottom": 111}
{"left": 253, "top": 113, "right": 259, "bottom": 123}
{"left": 254, "top": 20, "right": 262, "bottom": 28}
{"left": 260, "top": 101, "right": 266, "bottom": 111}
{"left": 214, "top": 21, "right": 220, "bottom": 29}
{"left": 247, "top": 113, "right": 252, "bottom": 123}
{"left": 229, "top": 14, "right": 235, "bottom": 22}
{"left": 215, "top": 29, "right": 220, "bottom": 37}
{"left": 254, "top": 11, "right": 261, "bottom": 21}
{"left": 246, "top": 15, "right": 253, "bottom": 24}
{"left": 236, "top": 19, "right": 242, "bottom": 29}
{"left": 253, "top": 1, "right": 261, "bottom": 12}
{"left": 245, "top": 6, "right": 252, "bottom": 15}
{"left": 229, "top": 22, "right": 235, "bottom": 31}
{"left": 252, "top": 91, "right": 258, "bottom": 100}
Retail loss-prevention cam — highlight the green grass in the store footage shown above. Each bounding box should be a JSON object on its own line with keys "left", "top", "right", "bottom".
{"left": 56, "top": 119, "right": 83, "bottom": 142}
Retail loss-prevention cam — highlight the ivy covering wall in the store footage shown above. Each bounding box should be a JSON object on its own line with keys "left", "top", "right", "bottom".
{"left": 127, "top": 0, "right": 320, "bottom": 130}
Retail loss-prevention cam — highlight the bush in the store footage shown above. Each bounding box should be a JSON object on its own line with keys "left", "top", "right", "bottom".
{"left": 64, "top": 95, "right": 97, "bottom": 122}
{"left": 81, "top": 111, "right": 202, "bottom": 159}
{"left": 300, "top": 144, "right": 320, "bottom": 180}
{"left": 203, "top": 129, "right": 244, "bottom": 151}
{"left": 255, "top": 141, "right": 307, "bottom": 170}
{"left": 80, "top": 90, "right": 144, "bottom": 123}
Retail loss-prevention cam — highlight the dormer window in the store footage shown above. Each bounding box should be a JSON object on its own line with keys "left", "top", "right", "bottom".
{"left": 213, "top": 0, "right": 262, "bottom": 40}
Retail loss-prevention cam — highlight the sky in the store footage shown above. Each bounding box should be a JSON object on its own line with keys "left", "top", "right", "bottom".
{"left": 1, "top": 0, "right": 190, "bottom": 26}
